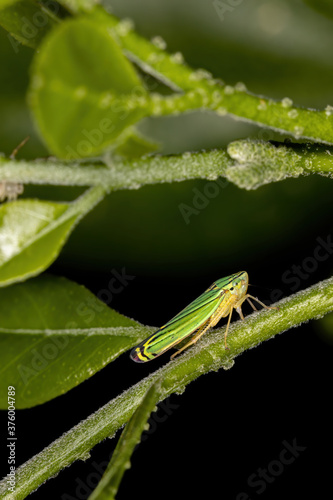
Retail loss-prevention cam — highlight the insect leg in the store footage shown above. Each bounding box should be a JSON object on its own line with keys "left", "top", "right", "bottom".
{"left": 246, "top": 297, "right": 258, "bottom": 311}
{"left": 170, "top": 320, "right": 211, "bottom": 360}
{"left": 245, "top": 294, "right": 278, "bottom": 311}
{"left": 235, "top": 305, "right": 245, "bottom": 320}
{"left": 224, "top": 307, "right": 234, "bottom": 349}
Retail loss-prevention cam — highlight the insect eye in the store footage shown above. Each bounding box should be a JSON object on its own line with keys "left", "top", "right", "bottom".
{"left": 230, "top": 287, "right": 234, "bottom": 291}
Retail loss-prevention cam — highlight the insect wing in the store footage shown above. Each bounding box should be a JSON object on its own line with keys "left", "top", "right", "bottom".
{"left": 131, "top": 285, "right": 225, "bottom": 362}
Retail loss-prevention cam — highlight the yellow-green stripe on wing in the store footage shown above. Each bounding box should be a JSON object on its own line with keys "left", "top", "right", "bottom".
{"left": 130, "top": 285, "right": 224, "bottom": 362}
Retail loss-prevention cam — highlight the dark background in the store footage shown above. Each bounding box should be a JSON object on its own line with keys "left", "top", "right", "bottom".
{"left": 1, "top": 1, "right": 333, "bottom": 499}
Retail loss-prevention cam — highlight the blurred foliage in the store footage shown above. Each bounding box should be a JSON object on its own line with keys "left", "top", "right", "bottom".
{"left": 1, "top": 0, "right": 332, "bottom": 281}
{"left": 303, "top": 0, "right": 333, "bottom": 20}
{"left": 29, "top": 15, "right": 148, "bottom": 158}
{"left": 0, "top": 187, "right": 105, "bottom": 287}
{"left": 0, "top": 0, "right": 59, "bottom": 48}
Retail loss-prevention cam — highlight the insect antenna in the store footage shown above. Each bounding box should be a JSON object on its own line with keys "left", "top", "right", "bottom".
{"left": 10, "top": 136, "right": 30, "bottom": 159}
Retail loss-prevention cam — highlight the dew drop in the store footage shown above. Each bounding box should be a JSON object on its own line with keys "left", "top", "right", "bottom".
{"left": 221, "top": 358, "right": 235, "bottom": 370}
{"left": 194, "top": 86, "right": 209, "bottom": 106}
{"left": 74, "top": 86, "right": 87, "bottom": 99}
{"left": 224, "top": 85, "right": 235, "bottom": 95}
{"left": 325, "top": 104, "right": 333, "bottom": 116}
{"left": 216, "top": 107, "right": 227, "bottom": 116}
{"left": 130, "top": 183, "right": 141, "bottom": 190}
{"left": 189, "top": 69, "right": 212, "bottom": 81}
{"left": 99, "top": 93, "right": 113, "bottom": 108}
{"left": 235, "top": 81, "right": 247, "bottom": 92}
{"left": 288, "top": 109, "right": 298, "bottom": 119}
{"left": 151, "top": 36, "right": 167, "bottom": 50}
{"left": 175, "top": 385, "right": 186, "bottom": 396}
{"left": 147, "top": 52, "right": 164, "bottom": 64}
{"left": 212, "top": 90, "right": 222, "bottom": 104}
{"left": 116, "top": 18, "right": 134, "bottom": 36}
{"left": 257, "top": 100, "right": 267, "bottom": 111}
{"left": 78, "top": 452, "right": 91, "bottom": 462}
{"left": 208, "top": 77, "right": 225, "bottom": 87}
{"left": 198, "top": 69, "right": 212, "bottom": 80}
{"left": 281, "top": 97, "right": 293, "bottom": 108}
{"left": 188, "top": 71, "right": 199, "bottom": 82}
{"left": 170, "top": 51, "right": 184, "bottom": 64}
{"left": 294, "top": 126, "right": 304, "bottom": 137}
{"left": 151, "top": 35, "right": 167, "bottom": 50}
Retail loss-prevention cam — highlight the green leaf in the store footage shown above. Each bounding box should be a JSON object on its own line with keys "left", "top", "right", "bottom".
{"left": 29, "top": 16, "right": 149, "bottom": 158}
{"left": 88, "top": 380, "right": 161, "bottom": 500}
{"left": 0, "top": 274, "right": 147, "bottom": 408}
{"left": 110, "top": 128, "right": 160, "bottom": 159}
{"left": 0, "top": 0, "right": 59, "bottom": 49}
{"left": 0, "top": 186, "right": 105, "bottom": 287}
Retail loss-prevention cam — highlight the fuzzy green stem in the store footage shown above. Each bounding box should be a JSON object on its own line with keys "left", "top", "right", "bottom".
{"left": 226, "top": 140, "right": 333, "bottom": 189}
{"left": 1, "top": 142, "right": 332, "bottom": 190}
{"left": 106, "top": 12, "right": 333, "bottom": 145}
{"left": 1, "top": 276, "right": 332, "bottom": 500}
{"left": 87, "top": 380, "right": 161, "bottom": 500}
{"left": 0, "top": 150, "right": 230, "bottom": 187}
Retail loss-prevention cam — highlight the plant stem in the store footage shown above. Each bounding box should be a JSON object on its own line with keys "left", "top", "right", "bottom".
{"left": 0, "top": 150, "right": 230, "bottom": 187}
{"left": 107, "top": 13, "right": 333, "bottom": 145}
{"left": 87, "top": 380, "right": 161, "bottom": 500}
{"left": 1, "top": 142, "right": 332, "bottom": 190}
{"left": 2, "top": 276, "right": 332, "bottom": 499}
{"left": 226, "top": 140, "right": 333, "bottom": 189}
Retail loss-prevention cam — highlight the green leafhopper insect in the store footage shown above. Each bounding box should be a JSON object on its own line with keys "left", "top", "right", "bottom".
{"left": 130, "top": 271, "right": 277, "bottom": 362}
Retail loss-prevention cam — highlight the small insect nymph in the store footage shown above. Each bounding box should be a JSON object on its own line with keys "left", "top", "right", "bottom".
{"left": 130, "top": 271, "right": 277, "bottom": 362}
